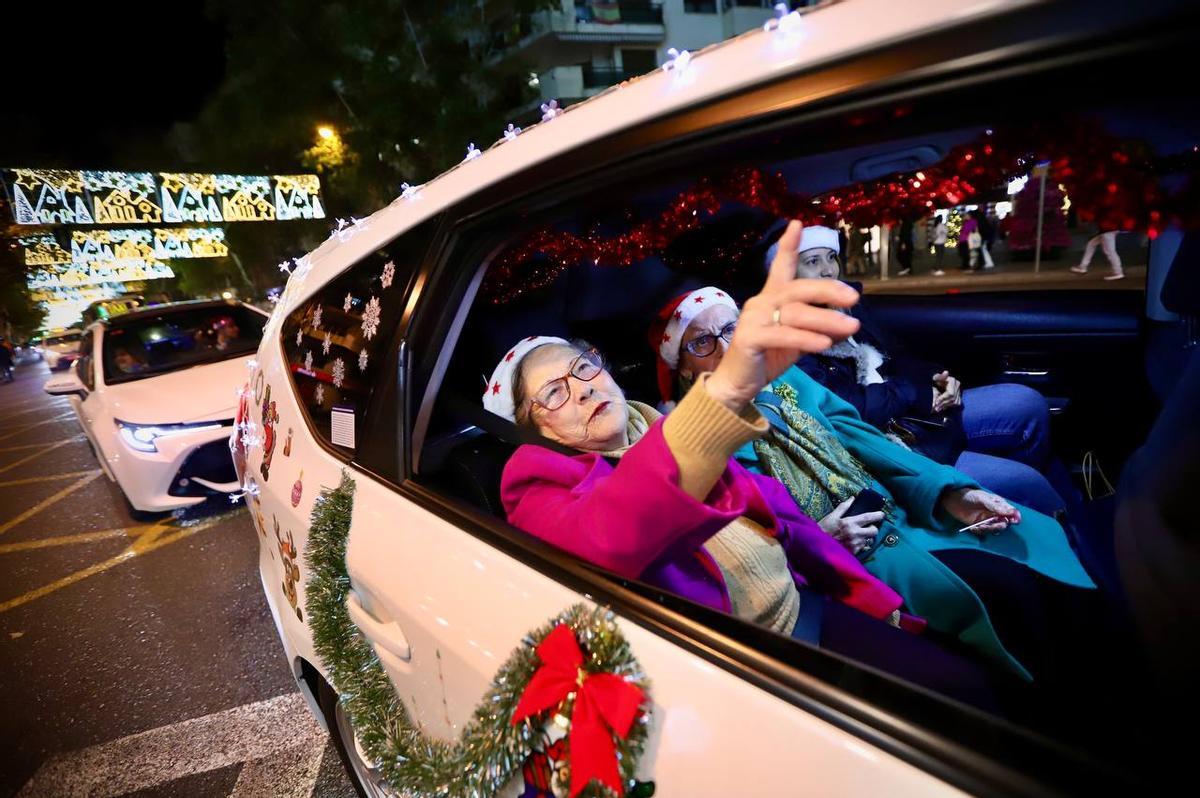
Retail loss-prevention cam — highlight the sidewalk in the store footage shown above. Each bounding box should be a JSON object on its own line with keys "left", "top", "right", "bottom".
{"left": 861, "top": 260, "right": 1146, "bottom": 295}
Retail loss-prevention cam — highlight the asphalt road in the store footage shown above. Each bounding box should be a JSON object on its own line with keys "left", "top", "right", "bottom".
{"left": 0, "top": 357, "right": 355, "bottom": 798}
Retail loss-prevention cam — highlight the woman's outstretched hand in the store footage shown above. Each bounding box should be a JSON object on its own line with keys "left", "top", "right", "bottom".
{"left": 707, "top": 220, "right": 861, "bottom": 412}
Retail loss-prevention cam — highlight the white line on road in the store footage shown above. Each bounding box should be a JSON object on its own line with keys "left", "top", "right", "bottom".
{"left": 16, "top": 692, "right": 328, "bottom": 798}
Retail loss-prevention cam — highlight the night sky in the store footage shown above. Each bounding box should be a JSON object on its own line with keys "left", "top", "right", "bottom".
{"left": 0, "top": 2, "right": 225, "bottom": 169}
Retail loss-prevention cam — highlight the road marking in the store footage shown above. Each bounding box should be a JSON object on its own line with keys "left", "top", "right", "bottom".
{"left": 0, "top": 516, "right": 224, "bottom": 613}
{"left": 0, "top": 471, "right": 102, "bottom": 537}
{"left": 0, "top": 469, "right": 99, "bottom": 488}
{"left": 0, "top": 413, "right": 78, "bottom": 443}
{"left": 0, "top": 524, "right": 144, "bottom": 554}
{"left": 0, "top": 436, "right": 83, "bottom": 453}
{"left": 16, "top": 692, "right": 327, "bottom": 798}
{"left": 0, "top": 438, "right": 75, "bottom": 476}
{"left": 0, "top": 403, "right": 71, "bottom": 422}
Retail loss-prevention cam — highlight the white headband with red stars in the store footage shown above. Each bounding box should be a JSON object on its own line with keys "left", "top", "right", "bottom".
{"left": 482, "top": 336, "right": 571, "bottom": 422}
{"left": 656, "top": 287, "right": 738, "bottom": 369}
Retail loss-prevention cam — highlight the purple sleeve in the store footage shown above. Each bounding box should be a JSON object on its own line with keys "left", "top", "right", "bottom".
{"left": 501, "top": 421, "right": 753, "bottom": 578}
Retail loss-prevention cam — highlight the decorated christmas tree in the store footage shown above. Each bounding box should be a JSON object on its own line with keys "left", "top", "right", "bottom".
{"left": 1007, "top": 180, "right": 1071, "bottom": 258}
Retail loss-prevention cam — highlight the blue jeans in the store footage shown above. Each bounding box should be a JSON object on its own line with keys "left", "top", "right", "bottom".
{"left": 954, "top": 384, "right": 1063, "bottom": 515}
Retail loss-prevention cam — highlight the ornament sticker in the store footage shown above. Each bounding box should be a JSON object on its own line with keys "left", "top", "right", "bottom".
{"left": 291, "top": 471, "right": 304, "bottom": 508}
{"left": 259, "top": 384, "right": 279, "bottom": 481}
{"left": 283, "top": 427, "right": 293, "bottom": 457}
{"left": 274, "top": 519, "right": 303, "bottom": 622}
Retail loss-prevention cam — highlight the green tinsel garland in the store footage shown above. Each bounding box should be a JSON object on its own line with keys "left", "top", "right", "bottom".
{"left": 304, "top": 472, "right": 652, "bottom": 798}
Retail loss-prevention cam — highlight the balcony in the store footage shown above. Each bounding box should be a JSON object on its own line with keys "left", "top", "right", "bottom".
{"left": 581, "top": 64, "right": 636, "bottom": 88}
{"left": 575, "top": 2, "right": 664, "bottom": 25}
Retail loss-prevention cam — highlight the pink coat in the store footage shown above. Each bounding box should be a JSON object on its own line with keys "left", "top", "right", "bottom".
{"left": 501, "top": 419, "right": 903, "bottom": 622}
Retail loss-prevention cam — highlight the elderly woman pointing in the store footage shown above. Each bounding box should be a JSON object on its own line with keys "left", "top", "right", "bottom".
{"left": 485, "top": 222, "right": 1001, "bottom": 695}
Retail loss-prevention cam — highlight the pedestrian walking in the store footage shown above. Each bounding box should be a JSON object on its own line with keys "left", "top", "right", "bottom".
{"left": 932, "top": 213, "right": 948, "bottom": 276}
{"left": 1071, "top": 230, "right": 1125, "bottom": 280}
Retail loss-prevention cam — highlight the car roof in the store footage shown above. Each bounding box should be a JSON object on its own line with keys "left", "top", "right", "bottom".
{"left": 99, "top": 299, "right": 247, "bottom": 328}
{"left": 276, "top": 0, "right": 1050, "bottom": 312}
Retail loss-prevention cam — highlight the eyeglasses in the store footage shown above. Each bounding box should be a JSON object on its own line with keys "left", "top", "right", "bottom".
{"left": 683, "top": 321, "right": 737, "bottom": 358}
{"left": 526, "top": 348, "right": 605, "bottom": 414}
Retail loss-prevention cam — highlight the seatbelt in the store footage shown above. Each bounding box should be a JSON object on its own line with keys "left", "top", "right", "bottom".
{"left": 444, "top": 394, "right": 581, "bottom": 458}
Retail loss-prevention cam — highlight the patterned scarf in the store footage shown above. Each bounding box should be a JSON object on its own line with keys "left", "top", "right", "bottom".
{"left": 751, "top": 381, "right": 886, "bottom": 521}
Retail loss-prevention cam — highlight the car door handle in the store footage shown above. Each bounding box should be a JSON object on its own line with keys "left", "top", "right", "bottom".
{"left": 346, "top": 589, "right": 412, "bottom": 661}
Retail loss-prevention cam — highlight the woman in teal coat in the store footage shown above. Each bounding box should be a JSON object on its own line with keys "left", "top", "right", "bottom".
{"left": 650, "top": 285, "right": 1096, "bottom": 679}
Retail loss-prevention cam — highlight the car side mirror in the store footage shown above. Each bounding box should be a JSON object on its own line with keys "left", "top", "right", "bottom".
{"left": 44, "top": 371, "right": 88, "bottom": 398}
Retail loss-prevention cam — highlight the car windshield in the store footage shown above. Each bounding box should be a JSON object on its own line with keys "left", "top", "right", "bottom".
{"left": 102, "top": 305, "right": 265, "bottom": 383}
{"left": 43, "top": 333, "right": 80, "bottom": 347}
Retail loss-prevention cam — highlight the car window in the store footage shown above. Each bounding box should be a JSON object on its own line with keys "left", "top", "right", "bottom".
{"left": 279, "top": 217, "right": 438, "bottom": 460}
{"left": 102, "top": 305, "right": 265, "bottom": 383}
{"left": 76, "top": 331, "right": 94, "bottom": 390}
{"left": 405, "top": 40, "right": 1199, "bottom": 780}
{"left": 44, "top": 332, "right": 81, "bottom": 348}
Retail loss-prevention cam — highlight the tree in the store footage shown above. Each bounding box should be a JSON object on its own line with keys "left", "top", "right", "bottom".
{"left": 1007, "top": 179, "right": 1071, "bottom": 259}
{"left": 0, "top": 199, "right": 48, "bottom": 340}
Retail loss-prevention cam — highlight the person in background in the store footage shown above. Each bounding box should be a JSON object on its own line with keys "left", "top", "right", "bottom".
{"left": 896, "top": 217, "right": 915, "bottom": 276}
{"left": 1070, "top": 229, "right": 1125, "bottom": 280}
{"left": 0, "top": 338, "right": 13, "bottom": 383}
{"left": 976, "top": 210, "right": 996, "bottom": 269}
{"left": 112, "top": 346, "right": 148, "bottom": 374}
{"left": 932, "top": 214, "right": 949, "bottom": 276}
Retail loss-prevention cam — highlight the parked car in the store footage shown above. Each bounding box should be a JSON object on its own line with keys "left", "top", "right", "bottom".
{"left": 40, "top": 329, "right": 83, "bottom": 371}
{"left": 236, "top": 1, "right": 1199, "bottom": 795}
{"left": 45, "top": 300, "right": 267, "bottom": 513}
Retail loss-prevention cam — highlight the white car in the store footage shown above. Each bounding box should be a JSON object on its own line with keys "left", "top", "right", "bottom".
{"left": 41, "top": 329, "right": 83, "bottom": 371}
{"left": 45, "top": 300, "right": 267, "bottom": 514}
{"left": 238, "top": 1, "right": 1193, "bottom": 795}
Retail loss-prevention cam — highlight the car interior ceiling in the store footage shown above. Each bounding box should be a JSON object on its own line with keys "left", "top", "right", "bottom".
{"left": 413, "top": 67, "right": 1199, "bottom": 756}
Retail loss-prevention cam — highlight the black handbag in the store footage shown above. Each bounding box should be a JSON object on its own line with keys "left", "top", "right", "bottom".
{"left": 886, "top": 407, "right": 968, "bottom": 466}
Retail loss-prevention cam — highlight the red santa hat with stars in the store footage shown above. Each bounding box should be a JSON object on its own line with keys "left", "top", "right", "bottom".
{"left": 482, "top": 335, "right": 571, "bottom": 422}
{"left": 647, "top": 286, "right": 738, "bottom": 404}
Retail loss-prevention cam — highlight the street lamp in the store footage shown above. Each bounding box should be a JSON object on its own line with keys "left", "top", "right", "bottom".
{"left": 317, "top": 125, "right": 336, "bottom": 140}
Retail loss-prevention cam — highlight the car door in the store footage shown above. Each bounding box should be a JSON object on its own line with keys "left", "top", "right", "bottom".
{"left": 69, "top": 330, "right": 104, "bottom": 453}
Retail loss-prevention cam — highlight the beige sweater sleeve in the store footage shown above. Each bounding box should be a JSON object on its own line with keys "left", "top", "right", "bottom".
{"left": 662, "top": 373, "right": 769, "bottom": 500}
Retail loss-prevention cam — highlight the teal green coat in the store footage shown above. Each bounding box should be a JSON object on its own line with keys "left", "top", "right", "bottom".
{"left": 735, "top": 366, "right": 1095, "bottom": 680}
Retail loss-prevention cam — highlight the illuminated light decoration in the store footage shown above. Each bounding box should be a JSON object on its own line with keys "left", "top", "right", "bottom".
{"left": 84, "top": 171, "right": 162, "bottom": 225}
{"left": 28, "top": 260, "right": 176, "bottom": 289}
{"left": 216, "top": 174, "right": 275, "bottom": 222}
{"left": 540, "top": 99, "right": 562, "bottom": 122}
{"left": 331, "top": 217, "right": 368, "bottom": 243}
{"left": 503, "top": 123, "right": 521, "bottom": 143}
{"left": 292, "top": 255, "right": 313, "bottom": 279}
{"left": 763, "top": 2, "right": 802, "bottom": 41}
{"left": 153, "top": 227, "right": 228, "bottom": 259}
{"left": 279, "top": 261, "right": 292, "bottom": 275}
{"left": 663, "top": 48, "right": 693, "bottom": 84}
{"left": 19, "top": 234, "right": 72, "bottom": 266}
{"left": 399, "top": 182, "right": 422, "bottom": 201}
{"left": 71, "top": 228, "right": 153, "bottom": 264}
{"left": 361, "top": 296, "right": 382, "bottom": 340}
{"left": 358, "top": 348, "right": 369, "bottom": 372}
{"left": 464, "top": 142, "right": 482, "bottom": 162}
{"left": 8, "top": 169, "right": 323, "bottom": 226}
{"left": 246, "top": 359, "right": 259, "bottom": 371}
{"left": 274, "top": 174, "right": 325, "bottom": 221}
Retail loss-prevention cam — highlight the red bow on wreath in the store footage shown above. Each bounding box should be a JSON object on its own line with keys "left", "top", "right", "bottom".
{"left": 512, "top": 624, "right": 646, "bottom": 797}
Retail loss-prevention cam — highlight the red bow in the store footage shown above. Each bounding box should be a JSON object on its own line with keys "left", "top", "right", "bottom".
{"left": 512, "top": 624, "right": 645, "bottom": 798}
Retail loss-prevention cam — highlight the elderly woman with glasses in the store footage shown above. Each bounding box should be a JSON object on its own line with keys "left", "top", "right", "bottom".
{"left": 650, "top": 283, "right": 1097, "bottom": 680}
{"left": 484, "top": 223, "right": 1009, "bottom": 696}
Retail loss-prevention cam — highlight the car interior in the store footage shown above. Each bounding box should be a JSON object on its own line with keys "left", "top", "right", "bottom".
{"left": 102, "top": 304, "right": 266, "bottom": 383}
{"left": 398, "top": 46, "right": 1200, "bottom": 783}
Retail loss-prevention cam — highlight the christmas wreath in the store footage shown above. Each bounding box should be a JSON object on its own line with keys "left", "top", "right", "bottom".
{"left": 304, "top": 472, "right": 654, "bottom": 798}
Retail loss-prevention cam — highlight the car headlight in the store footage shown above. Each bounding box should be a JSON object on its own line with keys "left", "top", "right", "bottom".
{"left": 116, "top": 420, "right": 223, "bottom": 453}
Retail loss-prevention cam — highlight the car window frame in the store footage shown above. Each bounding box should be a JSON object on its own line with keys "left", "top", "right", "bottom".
{"left": 360, "top": 9, "right": 1196, "bottom": 794}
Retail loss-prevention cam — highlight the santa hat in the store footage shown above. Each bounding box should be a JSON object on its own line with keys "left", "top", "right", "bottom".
{"left": 647, "top": 286, "right": 738, "bottom": 403}
{"left": 766, "top": 223, "right": 841, "bottom": 265}
{"left": 482, "top": 336, "right": 570, "bottom": 422}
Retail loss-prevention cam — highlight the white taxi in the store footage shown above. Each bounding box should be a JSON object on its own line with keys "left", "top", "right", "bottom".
{"left": 45, "top": 300, "right": 266, "bottom": 514}
{"left": 237, "top": 1, "right": 1196, "bottom": 795}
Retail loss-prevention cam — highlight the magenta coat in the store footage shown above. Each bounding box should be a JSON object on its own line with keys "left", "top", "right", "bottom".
{"left": 500, "top": 419, "right": 904, "bottom": 622}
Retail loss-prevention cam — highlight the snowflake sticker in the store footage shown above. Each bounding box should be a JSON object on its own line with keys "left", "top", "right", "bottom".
{"left": 314, "top": 384, "right": 325, "bottom": 405}
{"left": 322, "top": 332, "right": 332, "bottom": 355}
{"left": 295, "top": 328, "right": 303, "bottom": 347}
{"left": 312, "top": 304, "right": 323, "bottom": 329}
{"left": 332, "top": 357, "right": 346, "bottom": 388}
{"left": 361, "top": 296, "right": 382, "bottom": 340}
{"left": 358, "top": 348, "right": 369, "bottom": 372}
{"left": 304, "top": 350, "right": 313, "bottom": 372}
{"left": 381, "top": 260, "right": 395, "bottom": 289}
{"left": 343, "top": 292, "right": 353, "bottom": 312}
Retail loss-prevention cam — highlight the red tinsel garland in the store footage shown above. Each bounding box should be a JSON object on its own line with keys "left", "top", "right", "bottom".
{"left": 482, "top": 121, "right": 1196, "bottom": 304}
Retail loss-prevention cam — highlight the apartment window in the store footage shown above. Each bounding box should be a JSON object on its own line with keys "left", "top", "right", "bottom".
{"left": 684, "top": 0, "right": 719, "bottom": 13}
